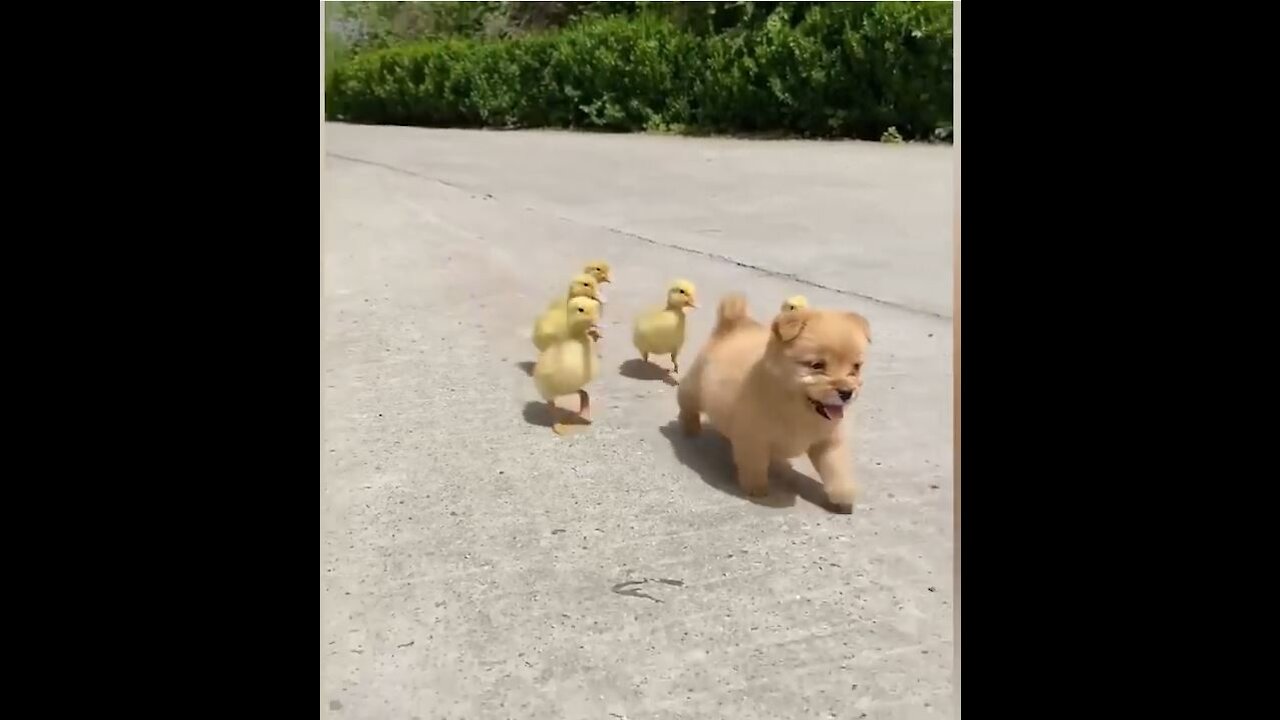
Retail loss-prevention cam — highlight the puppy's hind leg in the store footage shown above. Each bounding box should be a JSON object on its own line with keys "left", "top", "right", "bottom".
{"left": 732, "top": 437, "right": 770, "bottom": 498}
{"left": 676, "top": 373, "right": 702, "bottom": 437}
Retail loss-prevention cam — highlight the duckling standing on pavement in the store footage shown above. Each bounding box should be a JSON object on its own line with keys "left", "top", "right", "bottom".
{"left": 533, "top": 274, "right": 602, "bottom": 352}
{"left": 781, "top": 294, "right": 809, "bottom": 312}
{"left": 533, "top": 296, "right": 603, "bottom": 435}
{"left": 632, "top": 279, "right": 697, "bottom": 376}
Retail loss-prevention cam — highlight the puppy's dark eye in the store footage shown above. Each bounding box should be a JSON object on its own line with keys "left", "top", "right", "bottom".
{"left": 809, "top": 361, "right": 826, "bottom": 371}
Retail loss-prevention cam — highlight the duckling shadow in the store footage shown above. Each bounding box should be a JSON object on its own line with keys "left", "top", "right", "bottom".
{"left": 515, "top": 361, "right": 535, "bottom": 377}
{"left": 658, "top": 421, "right": 840, "bottom": 512}
{"left": 522, "top": 401, "right": 554, "bottom": 428}
{"left": 619, "top": 359, "right": 679, "bottom": 387}
{"left": 523, "top": 400, "right": 590, "bottom": 430}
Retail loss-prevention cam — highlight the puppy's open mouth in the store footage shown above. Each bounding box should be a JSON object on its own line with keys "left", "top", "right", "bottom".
{"left": 810, "top": 400, "right": 845, "bottom": 421}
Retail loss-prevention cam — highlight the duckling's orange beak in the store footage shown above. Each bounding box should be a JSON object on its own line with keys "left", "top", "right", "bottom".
{"left": 588, "top": 325, "right": 602, "bottom": 341}
{"left": 687, "top": 299, "right": 698, "bottom": 309}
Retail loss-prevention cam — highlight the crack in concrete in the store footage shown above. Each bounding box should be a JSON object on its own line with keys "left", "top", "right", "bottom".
{"left": 328, "top": 153, "right": 473, "bottom": 193}
{"left": 610, "top": 578, "right": 686, "bottom": 603}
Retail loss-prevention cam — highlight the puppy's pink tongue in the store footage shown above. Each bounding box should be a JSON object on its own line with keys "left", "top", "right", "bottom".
{"left": 824, "top": 404, "right": 845, "bottom": 420}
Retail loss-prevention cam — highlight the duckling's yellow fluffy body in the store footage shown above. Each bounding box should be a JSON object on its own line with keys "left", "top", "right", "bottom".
{"left": 534, "top": 325, "right": 601, "bottom": 400}
{"left": 533, "top": 274, "right": 601, "bottom": 351}
{"left": 632, "top": 279, "right": 697, "bottom": 373}
{"left": 534, "top": 297, "right": 603, "bottom": 434}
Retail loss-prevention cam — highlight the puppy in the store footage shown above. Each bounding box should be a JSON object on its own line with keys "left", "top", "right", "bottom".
{"left": 677, "top": 294, "right": 871, "bottom": 510}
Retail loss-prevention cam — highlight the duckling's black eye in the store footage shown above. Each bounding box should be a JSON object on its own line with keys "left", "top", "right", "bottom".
{"left": 577, "top": 308, "right": 585, "bottom": 313}
{"left": 809, "top": 361, "right": 826, "bottom": 371}
{"left": 853, "top": 363, "right": 863, "bottom": 373}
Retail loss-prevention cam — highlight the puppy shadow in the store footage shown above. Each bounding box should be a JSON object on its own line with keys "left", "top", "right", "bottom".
{"left": 658, "top": 422, "right": 842, "bottom": 512}
{"left": 619, "top": 359, "right": 679, "bottom": 387}
{"left": 515, "top": 361, "right": 535, "bottom": 377}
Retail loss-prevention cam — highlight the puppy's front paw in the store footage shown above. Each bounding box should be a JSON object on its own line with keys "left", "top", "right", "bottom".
{"left": 733, "top": 446, "right": 770, "bottom": 500}
{"left": 826, "top": 484, "right": 856, "bottom": 512}
{"left": 679, "top": 410, "right": 702, "bottom": 437}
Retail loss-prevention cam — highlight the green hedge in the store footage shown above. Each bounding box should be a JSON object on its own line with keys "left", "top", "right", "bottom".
{"left": 326, "top": 3, "right": 952, "bottom": 140}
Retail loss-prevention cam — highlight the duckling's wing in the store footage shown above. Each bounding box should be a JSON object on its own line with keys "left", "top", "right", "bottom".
{"left": 633, "top": 304, "right": 666, "bottom": 328}
{"left": 632, "top": 306, "right": 672, "bottom": 351}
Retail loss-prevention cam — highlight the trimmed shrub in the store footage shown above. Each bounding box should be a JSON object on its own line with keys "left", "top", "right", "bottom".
{"left": 326, "top": 3, "right": 952, "bottom": 140}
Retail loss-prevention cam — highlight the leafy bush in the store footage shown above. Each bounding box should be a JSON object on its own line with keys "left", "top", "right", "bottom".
{"left": 326, "top": 3, "right": 952, "bottom": 140}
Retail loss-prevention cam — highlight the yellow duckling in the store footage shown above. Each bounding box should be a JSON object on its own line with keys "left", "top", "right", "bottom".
{"left": 544, "top": 273, "right": 601, "bottom": 310}
{"left": 534, "top": 274, "right": 601, "bottom": 351}
{"left": 533, "top": 296, "right": 603, "bottom": 435}
{"left": 583, "top": 260, "right": 612, "bottom": 312}
{"left": 632, "top": 279, "right": 697, "bottom": 374}
{"left": 781, "top": 295, "right": 809, "bottom": 312}
{"left": 583, "top": 260, "right": 612, "bottom": 286}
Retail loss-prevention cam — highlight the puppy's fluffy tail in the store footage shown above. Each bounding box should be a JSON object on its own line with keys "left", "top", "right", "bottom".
{"left": 714, "top": 293, "right": 756, "bottom": 336}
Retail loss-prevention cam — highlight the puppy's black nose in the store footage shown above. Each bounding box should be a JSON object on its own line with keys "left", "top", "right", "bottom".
{"left": 838, "top": 389, "right": 853, "bottom": 401}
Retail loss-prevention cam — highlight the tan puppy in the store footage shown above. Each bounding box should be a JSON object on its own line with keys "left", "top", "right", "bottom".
{"left": 677, "top": 294, "right": 871, "bottom": 510}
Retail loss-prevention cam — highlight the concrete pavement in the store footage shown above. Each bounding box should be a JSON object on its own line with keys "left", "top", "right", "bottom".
{"left": 321, "top": 124, "right": 954, "bottom": 719}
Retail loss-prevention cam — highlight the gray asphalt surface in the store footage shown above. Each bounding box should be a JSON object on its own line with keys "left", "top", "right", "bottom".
{"left": 321, "top": 124, "right": 955, "bottom": 720}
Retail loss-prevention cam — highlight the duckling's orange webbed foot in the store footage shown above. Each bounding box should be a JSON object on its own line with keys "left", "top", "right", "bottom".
{"left": 550, "top": 399, "right": 590, "bottom": 436}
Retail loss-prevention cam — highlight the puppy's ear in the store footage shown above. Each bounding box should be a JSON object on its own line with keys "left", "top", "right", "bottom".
{"left": 772, "top": 311, "right": 808, "bottom": 342}
{"left": 844, "top": 312, "right": 871, "bottom": 343}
